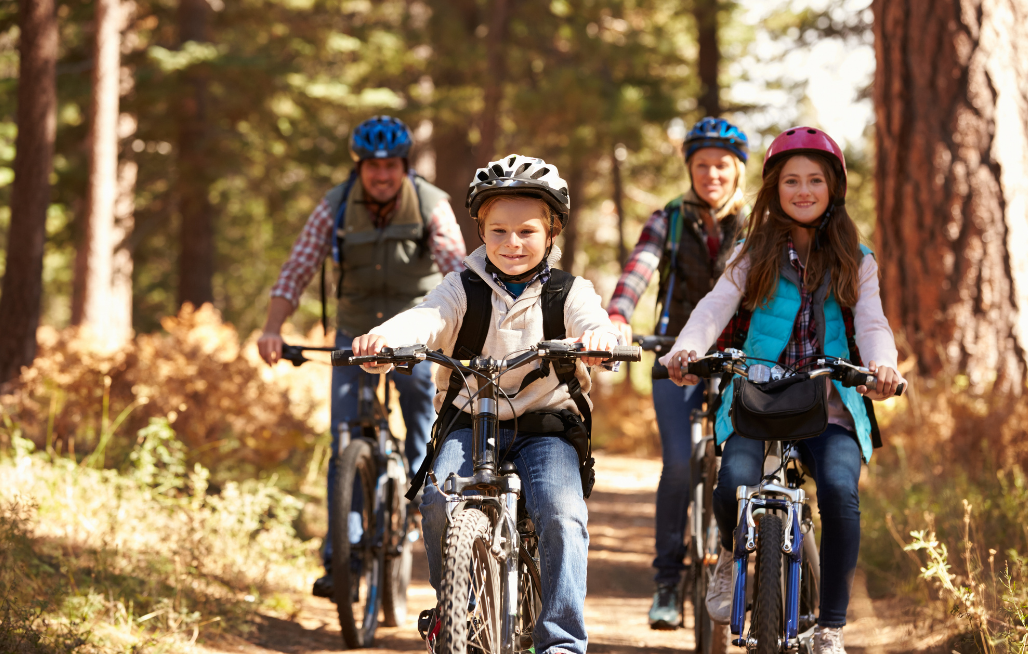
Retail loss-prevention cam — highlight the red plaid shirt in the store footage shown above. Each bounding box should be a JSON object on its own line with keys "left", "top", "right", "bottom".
{"left": 779, "top": 240, "right": 819, "bottom": 370}
{"left": 270, "top": 191, "right": 467, "bottom": 307}
{"left": 607, "top": 209, "right": 667, "bottom": 324}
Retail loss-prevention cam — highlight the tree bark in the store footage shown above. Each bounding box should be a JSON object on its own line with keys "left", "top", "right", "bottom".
{"left": 111, "top": 113, "right": 138, "bottom": 345}
{"left": 694, "top": 0, "right": 720, "bottom": 117}
{"left": 0, "top": 0, "right": 58, "bottom": 384}
{"left": 177, "top": 0, "right": 215, "bottom": 308}
{"left": 477, "top": 0, "right": 511, "bottom": 163}
{"left": 559, "top": 162, "right": 584, "bottom": 275}
{"left": 77, "top": 0, "right": 122, "bottom": 349}
{"left": 612, "top": 147, "right": 627, "bottom": 268}
{"left": 872, "top": 0, "right": 1028, "bottom": 392}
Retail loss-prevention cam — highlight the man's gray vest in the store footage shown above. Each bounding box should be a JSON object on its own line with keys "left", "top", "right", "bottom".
{"left": 325, "top": 175, "right": 449, "bottom": 336}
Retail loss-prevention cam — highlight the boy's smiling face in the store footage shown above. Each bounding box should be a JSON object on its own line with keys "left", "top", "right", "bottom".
{"left": 481, "top": 198, "right": 554, "bottom": 277}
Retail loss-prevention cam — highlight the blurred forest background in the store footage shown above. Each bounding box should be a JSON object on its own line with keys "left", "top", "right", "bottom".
{"left": 2, "top": 0, "right": 1028, "bottom": 651}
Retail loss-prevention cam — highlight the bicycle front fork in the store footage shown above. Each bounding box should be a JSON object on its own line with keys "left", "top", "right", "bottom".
{"left": 730, "top": 485, "right": 807, "bottom": 651}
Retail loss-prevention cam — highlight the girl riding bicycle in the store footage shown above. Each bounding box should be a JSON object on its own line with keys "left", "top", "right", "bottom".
{"left": 661, "top": 127, "right": 903, "bottom": 654}
{"left": 607, "top": 117, "right": 749, "bottom": 629}
{"left": 351, "top": 155, "right": 618, "bottom": 654}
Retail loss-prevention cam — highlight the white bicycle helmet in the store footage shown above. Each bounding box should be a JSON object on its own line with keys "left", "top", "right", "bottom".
{"left": 466, "top": 154, "right": 571, "bottom": 227}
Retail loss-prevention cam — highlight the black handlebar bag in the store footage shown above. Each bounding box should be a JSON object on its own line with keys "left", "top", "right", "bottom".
{"left": 730, "top": 374, "right": 828, "bottom": 441}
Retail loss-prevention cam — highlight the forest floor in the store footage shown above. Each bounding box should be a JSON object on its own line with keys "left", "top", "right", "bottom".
{"left": 196, "top": 455, "right": 957, "bottom": 654}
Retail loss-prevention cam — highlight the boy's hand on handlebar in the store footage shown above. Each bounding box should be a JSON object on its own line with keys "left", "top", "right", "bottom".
{"left": 667, "top": 350, "right": 701, "bottom": 386}
{"left": 576, "top": 330, "right": 618, "bottom": 366}
{"left": 352, "top": 334, "right": 390, "bottom": 370}
{"left": 257, "top": 332, "right": 284, "bottom": 366}
{"left": 859, "top": 361, "right": 901, "bottom": 400}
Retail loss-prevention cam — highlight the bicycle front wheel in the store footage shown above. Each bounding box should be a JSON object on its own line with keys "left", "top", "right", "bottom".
{"left": 752, "top": 513, "right": 784, "bottom": 654}
{"left": 516, "top": 543, "right": 542, "bottom": 653}
{"left": 331, "top": 438, "right": 383, "bottom": 648}
{"left": 382, "top": 460, "right": 413, "bottom": 628}
{"left": 438, "top": 508, "right": 503, "bottom": 654}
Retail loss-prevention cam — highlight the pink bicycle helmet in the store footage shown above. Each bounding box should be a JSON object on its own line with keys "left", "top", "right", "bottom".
{"left": 762, "top": 126, "right": 847, "bottom": 197}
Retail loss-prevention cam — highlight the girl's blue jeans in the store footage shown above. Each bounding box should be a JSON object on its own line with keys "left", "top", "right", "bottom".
{"left": 420, "top": 427, "right": 589, "bottom": 654}
{"left": 712, "top": 424, "right": 862, "bottom": 628}
{"left": 651, "top": 377, "right": 707, "bottom": 586}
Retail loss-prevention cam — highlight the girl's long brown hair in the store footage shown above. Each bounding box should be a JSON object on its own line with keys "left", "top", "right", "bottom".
{"left": 729, "top": 152, "right": 862, "bottom": 309}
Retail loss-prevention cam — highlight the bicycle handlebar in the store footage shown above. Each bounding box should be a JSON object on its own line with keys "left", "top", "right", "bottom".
{"left": 330, "top": 341, "right": 642, "bottom": 369}
{"left": 632, "top": 335, "right": 677, "bottom": 354}
{"left": 280, "top": 343, "right": 338, "bottom": 367}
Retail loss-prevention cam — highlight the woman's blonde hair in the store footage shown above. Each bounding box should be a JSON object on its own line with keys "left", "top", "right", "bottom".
{"left": 474, "top": 195, "right": 562, "bottom": 239}
{"left": 729, "top": 151, "right": 862, "bottom": 309}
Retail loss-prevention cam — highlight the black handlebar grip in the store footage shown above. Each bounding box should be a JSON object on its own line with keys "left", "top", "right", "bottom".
{"left": 610, "top": 345, "right": 642, "bottom": 362}
{"left": 686, "top": 359, "right": 715, "bottom": 378}
{"left": 651, "top": 363, "right": 670, "bottom": 380}
{"left": 895, "top": 382, "right": 906, "bottom": 397}
{"left": 330, "top": 349, "right": 355, "bottom": 366}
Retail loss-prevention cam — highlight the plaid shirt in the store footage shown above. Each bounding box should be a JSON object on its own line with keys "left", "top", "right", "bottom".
{"left": 491, "top": 265, "right": 551, "bottom": 299}
{"left": 607, "top": 209, "right": 668, "bottom": 323}
{"left": 270, "top": 192, "right": 467, "bottom": 307}
{"left": 779, "top": 240, "right": 819, "bottom": 370}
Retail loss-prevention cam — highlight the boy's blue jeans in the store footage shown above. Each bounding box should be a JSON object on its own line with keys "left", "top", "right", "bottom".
{"left": 651, "top": 377, "right": 707, "bottom": 586}
{"left": 420, "top": 427, "right": 589, "bottom": 654}
{"left": 322, "top": 332, "right": 436, "bottom": 568}
{"left": 712, "top": 425, "right": 862, "bottom": 628}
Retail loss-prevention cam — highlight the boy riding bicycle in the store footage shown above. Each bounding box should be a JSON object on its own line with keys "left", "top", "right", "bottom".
{"left": 351, "top": 155, "right": 618, "bottom": 654}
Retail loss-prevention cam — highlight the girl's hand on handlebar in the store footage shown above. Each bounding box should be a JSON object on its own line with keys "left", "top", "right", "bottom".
{"left": 667, "top": 350, "right": 701, "bottom": 386}
{"left": 859, "top": 361, "right": 901, "bottom": 400}
{"left": 352, "top": 333, "right": 390, "bottom": 370}
{"left": 576, "top": 330, "right": 618, "bottom": 366}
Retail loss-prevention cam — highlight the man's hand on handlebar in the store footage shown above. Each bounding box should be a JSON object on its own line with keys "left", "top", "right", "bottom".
{"left": 609, "top": 315, "right": 633, "bottom": 348}
{"left": 257, "top": 332, "right": 284, "bottom": 366}
{"left": 575, "top": 330, "right": 619, "bottom": 366}
{"left": 352, "top": 333, "right": 391, "bottom": 371}
{"left": 667, "top": 349, "right": 702, "bottom": 387}
{"left": 859, "top": 361, "right": 902, "bottom": 401}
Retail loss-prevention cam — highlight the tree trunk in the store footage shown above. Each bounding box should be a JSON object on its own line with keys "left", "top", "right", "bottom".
{"left": 111, "top": 113, "right": 138, "bottom": 345}
{"left": 612, "top": 147, "right": 627, "bottom": 268}
{"left": 694, "top": 0, "right": 720, "bottom": 117}
{"left": 433, "top": 122, "right": 480, "bottom": 250}
{"left": 0, "top": 0, "right": 58, "bottom": 384}
{"left": 872, "top": 0, "right": 1028, "bottom": 392}
{"left": 177, "top": 0, "right": 215, "bottom": 308}
{"left": 559, "top": 162, "right": 584, "bottom": 274}
{"left": 77, "top": 0, "right": 122, "bottom": 349}
{"left": 477, "top": 0, "right": 511, "bottom": 163}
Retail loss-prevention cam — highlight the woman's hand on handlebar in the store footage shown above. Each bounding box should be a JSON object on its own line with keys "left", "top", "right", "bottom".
{"left": 859, "top": 361, "right": 901, "bottom": 400}
{"left": 667, "top": 350, "right": 701, "bottom": 386}
{"left": 257, "top": 332, "right": 284, "bottom": 366}
{"left": 575, "top": 330, "right": 618, "bottom": 366}
{"left": 352, "top": 333, "right": 390, "bottom": 370}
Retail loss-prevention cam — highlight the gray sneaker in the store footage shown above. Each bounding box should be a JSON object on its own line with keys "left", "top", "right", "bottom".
{"left": 648, "top": 582, "right": 682, "bottom": 630}
{"left": 705, "top": 545, "right": 734, "bottom": 624}
{"left": 813, "top": 626, "right": 846, "bottom": 654}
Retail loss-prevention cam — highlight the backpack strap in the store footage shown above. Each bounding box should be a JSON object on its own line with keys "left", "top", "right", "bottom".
{"left": 655, "top": 200, "right": 685, "bottom": 335}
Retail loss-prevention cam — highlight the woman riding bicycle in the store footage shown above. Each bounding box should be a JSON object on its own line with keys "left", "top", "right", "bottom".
{"left": 351, "top": 155, "right": 618, "bottom": 654}
{"left": 606, "top": 117, "right": 749, "bottom": 629}
{"left": 661, "top": 127, "right": 903, "bottom": 654}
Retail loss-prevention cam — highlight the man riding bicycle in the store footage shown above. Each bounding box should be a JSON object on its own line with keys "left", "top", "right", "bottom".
{"left": 257, "top": 116, "right": 467, "bottom": 598}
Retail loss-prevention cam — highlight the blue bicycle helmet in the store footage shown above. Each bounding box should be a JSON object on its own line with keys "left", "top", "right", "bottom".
{"left": 349, "top": 116, "right": 414, "bottom": 162}
{"left": 684, "top": 117, "right": 749, "bottom": 163}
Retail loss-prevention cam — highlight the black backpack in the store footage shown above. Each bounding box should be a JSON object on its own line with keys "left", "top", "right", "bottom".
{"left": 406, "top": 267, "right": 598, "bottom": 500}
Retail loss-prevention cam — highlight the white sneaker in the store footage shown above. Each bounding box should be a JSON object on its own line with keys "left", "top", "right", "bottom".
{"left": 705, "top": 545, "right": 734, "bottom": 624}
{"left": 813, "top": 626, "right": 846, "bottom": 654}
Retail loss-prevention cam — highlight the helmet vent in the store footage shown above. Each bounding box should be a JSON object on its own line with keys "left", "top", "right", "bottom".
{"left": 507, "top": 156, "right": 517, "bottom": 167}
{"left": 491, "top": 164, "right": 505, "bottom": 177}
{"left": 786, "top": 129, "right": 796, "bottom": 135}
{"left": 807, "top": 129, "right": 817, "bottom": 134}
{"left": 515, "top": 162, "right": 531, "bottom": 175}
{"left": 477, "top": 171, "right": 489, "bottom": 181}
{"left": 530, "top": 167, "right": 550, "bottom": 179}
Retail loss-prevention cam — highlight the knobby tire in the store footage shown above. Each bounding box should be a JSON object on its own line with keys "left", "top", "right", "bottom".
{"left": 332, "top": 439, "right": 382, "bottom": 648}
{"left": 438, "top": 508, "right": 503, "bottom": 654}
{"left": 753, "top": 513, "right": 784, "bottom": 654}
{"left": 517, "top": 544, "right": 542, "bottom": 653}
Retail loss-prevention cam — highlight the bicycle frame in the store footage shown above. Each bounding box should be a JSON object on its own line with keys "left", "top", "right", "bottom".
{"left": 690, "top": 376, "right": 721, "bottom": 566}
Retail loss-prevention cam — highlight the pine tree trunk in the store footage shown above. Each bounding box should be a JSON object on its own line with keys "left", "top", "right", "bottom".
{"left": 177, "top": 0, "right": 215, "bottom": 308}
{"left": 79, "top": 0, "right": 122, "bottom": 348}
{"left": 559, "top": 162, "right": 583, "bottom": 275}
{"left": 110, "top": 114, "right": 138, "bottom": 345}
{"left": 477, "top": 0, "right": 511, "bottom": 163}
{"left": 0, "top": 0, "right": 58, "bottom": 384}
{"left": 694, "top": 0, "right": 720, "bottom": 117}
{"left": 872, "top": 0, "right": 1028, "bottom": 392}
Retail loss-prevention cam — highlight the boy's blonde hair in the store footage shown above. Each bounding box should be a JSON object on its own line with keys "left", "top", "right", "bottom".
{"left": 475, "top": 195, "right": 563, "bottom": 238}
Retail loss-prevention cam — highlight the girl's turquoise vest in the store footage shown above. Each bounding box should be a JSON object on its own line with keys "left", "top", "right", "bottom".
{"left": 714, "top": 245, "right": 875, "bottom": 461}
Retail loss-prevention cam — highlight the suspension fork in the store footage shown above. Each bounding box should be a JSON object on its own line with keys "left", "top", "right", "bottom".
{"left": 472, "top": 358, "right": 499, "bottom": 475}
{"left": 730, "top": 488, "right": 751, "bottom": 642}
{"left": 784, "top": 500, "right": 804, "bottom": 643}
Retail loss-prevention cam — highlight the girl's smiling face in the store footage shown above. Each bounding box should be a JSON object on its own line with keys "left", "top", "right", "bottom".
{"left": 481, "top": 198, "right": 553, "bottom": 276}
{"left": 778, "top": 155, "right": 830, "bottom": 225}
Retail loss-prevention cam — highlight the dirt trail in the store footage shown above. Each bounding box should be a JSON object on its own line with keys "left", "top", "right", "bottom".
{"left": 200, "top": 454, "right": 931, "bottom": 654}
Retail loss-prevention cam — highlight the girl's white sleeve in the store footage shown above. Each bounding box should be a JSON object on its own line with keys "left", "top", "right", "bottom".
{"left": 658, "top": 244, "right": 748, "bottom": 366}
{"left": 852, "top": 255, "right": 900, "bottom": 371}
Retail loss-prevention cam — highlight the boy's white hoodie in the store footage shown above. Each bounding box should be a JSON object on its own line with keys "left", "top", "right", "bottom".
{"left": 367, "top": 245, "right": 619, "bottom": 420}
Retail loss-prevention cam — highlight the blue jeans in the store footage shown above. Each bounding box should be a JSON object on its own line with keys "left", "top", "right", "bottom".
{"left": 651, "top": 377, "right": 706, "bottom": 586}
{"left": 712, "top": 425, "right": 862, "bottom": 628}
{"left": 420, "top": 427, "right": 589, "bottom": 654}
{"left": 322, "top": 332, "right": 437, "bottom": 567}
